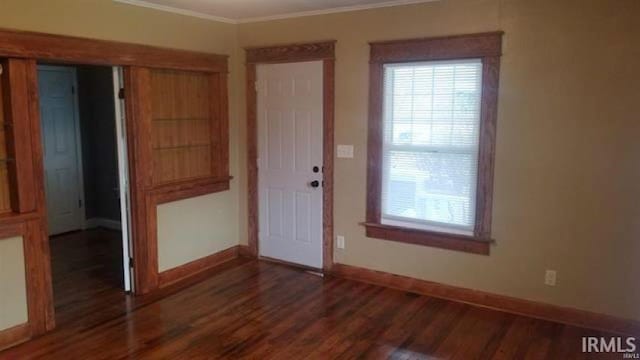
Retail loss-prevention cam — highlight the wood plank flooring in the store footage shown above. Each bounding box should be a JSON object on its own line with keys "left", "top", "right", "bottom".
{"left": 0, "top": 230, "right": 622, "bottom": 359}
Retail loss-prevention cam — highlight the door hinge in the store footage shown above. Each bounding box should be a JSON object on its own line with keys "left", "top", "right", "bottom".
{"left": 0, "top": 64, "right": 3, "bottom": 76}
{"left": 71, "top": 86, "right": 75, "bottom": 94}
{"left": 129, "top": 257, "right": 134, "bottom": 268}
{"left": 78, "top": 199, "right": 83, "bottom": 208}
{"left": 118, "top": 88, "right": 125, "bottom": 99}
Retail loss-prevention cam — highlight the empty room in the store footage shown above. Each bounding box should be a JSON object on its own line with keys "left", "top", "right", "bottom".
{"left": 0, "top": 0, "right": 638, "bottom": 359}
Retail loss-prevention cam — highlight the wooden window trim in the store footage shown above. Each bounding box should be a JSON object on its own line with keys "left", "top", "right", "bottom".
{"left": 245, "top": 41, "right": 336, "bottom": 272}
{"left": 364, "top": 32, "right": 503, "bottom": 255}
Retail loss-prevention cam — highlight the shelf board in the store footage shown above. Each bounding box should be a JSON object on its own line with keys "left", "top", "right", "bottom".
{"left": 153, "top": 117, "right": 210, "bottom": 122}
{"left": 153, "top": 144, "right": 211, "bottom": 151}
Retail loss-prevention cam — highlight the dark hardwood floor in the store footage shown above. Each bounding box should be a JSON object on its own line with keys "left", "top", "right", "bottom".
{"left": 0, "top": 231, "right": 620, "bottom": 359}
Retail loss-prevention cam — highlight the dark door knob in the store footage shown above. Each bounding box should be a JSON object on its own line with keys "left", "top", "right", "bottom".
{"left": 310, "top": 180, "right": 320, "bottom": 188}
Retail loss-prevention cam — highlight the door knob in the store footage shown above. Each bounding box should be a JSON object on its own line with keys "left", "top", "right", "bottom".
{"left": 310, "top": 180, "right": 320, "bottom": 188}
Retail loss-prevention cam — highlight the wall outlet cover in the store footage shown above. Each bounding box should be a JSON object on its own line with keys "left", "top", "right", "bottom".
{"left": 337, "top": 145, "right": 354, "bottom": 158}
{"left": 544, "top": 270, "right": 557, "bottom": 286}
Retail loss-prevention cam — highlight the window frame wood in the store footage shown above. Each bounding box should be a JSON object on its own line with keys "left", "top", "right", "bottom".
{"left": 363, "top": 32, "right": 503, "bottom": 255}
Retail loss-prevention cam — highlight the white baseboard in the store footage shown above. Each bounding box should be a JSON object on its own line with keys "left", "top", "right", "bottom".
{"left": 85, "top": 217, "right": 122, "bottom": 231}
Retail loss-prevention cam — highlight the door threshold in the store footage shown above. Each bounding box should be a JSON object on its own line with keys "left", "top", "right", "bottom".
{"left": 259, "top": 256, "right": 323, "bottom": 275}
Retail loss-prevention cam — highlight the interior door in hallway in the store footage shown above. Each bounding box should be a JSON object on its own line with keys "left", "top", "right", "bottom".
{"left": 38, "top": 66, "right": 84, "bottom": 235}
{"left": 257, "top": 61, "right": 324, "bottom": 269}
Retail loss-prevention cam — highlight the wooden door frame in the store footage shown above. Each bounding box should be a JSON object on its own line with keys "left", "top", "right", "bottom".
{"left": 245, "top": 41, "right": 336, "bottom": 272}
{"left": 0, "top": 28, "right": 229, "bottom": 349}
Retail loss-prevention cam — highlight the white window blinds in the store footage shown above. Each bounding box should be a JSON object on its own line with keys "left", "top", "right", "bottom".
{"left": 381, "top": 59, "right": 483, "bottom": 234}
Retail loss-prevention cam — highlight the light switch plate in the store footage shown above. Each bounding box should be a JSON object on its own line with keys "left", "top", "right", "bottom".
{"left": 337, "top": 145, "right": 354, "bottom": 158}
{"left": 336, "top": 235, "right": 345, "bottom": 249}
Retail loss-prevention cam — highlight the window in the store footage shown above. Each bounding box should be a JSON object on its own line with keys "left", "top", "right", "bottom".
{"left": 364, "top": 32, "right": 503, "bottom": 255}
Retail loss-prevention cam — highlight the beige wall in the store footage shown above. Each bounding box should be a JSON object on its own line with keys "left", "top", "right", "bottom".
{"left": 237, "top": 0, "right": 640, "bottom": 321}
{"left": 0, "top": 0, "right": 242, "bottom": 270}
{"left": 158, "top": 192, "right": 238, "bottom": 271}
{"left": 0, "top": 237, "right": 28, "bottom": 331}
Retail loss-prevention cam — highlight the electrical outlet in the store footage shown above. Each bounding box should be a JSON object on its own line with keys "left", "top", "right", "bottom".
{"left": 545, "top": 270, "right": 557, "bottom": 286}
{"left": 336, "top": 235, "right": 345, "bottom": 249}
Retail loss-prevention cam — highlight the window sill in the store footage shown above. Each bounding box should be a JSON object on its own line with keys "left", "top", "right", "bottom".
{"left": 361, "top": 222, "right": 493, "bottom": 255}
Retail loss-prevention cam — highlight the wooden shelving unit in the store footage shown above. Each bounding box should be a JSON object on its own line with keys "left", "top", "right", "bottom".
{"left": 150, "top": 69, "right": 215, "bottom": 185}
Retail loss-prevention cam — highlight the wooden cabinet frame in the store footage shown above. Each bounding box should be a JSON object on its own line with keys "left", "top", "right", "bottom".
{"left": 0, "top": 28, "right": 230, "bottom": 349}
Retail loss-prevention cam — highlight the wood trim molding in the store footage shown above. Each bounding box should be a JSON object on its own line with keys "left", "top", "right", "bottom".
{"left": 150, "top": 176, "right": 233, "bottom": 205}
{"left": 157, "top": 245, "right": 240, "bottom": 288}
{"left": 245, "top": 42, "right": 336, "bottom": 272}
{"left": 125, "top": 66, "right": 156, "bottom": 294}
{"left": 331, "top": 263, "right": 640, "bottom": 337}
{"left": 369, "top": 31, "right": 504, "bottom": 63}
{"left": 0, "top": 323, "right": 30, "bottom": 351}
{"left": 245, "top": 41, "right": 336, "bottom": 64}
{"left": 0, "top": 28, "right": 228, "bottom": 72}
{"left": 365, "top": 32, "right": 503, "bottom": 254}
{"left": 2, "top": 58, "right": 37, "bottom": 213}
{"left": 363, "top": 222, "right": 491, "bottom": 255}
{"left": 238, "top": 245, "right": 253, "bottom": 258}
{"left": 0, "top": 218, "right": 54, "bottom": 350}
{"left": 322, "top": 59, "right": 335, "bottom": 271}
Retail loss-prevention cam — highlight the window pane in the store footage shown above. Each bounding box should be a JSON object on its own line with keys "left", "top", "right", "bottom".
{"left": 382, "top": 59, "right": 482, "bottom": 231}
{"left": 382, "top": 150, "right": 476, "bottom": 228}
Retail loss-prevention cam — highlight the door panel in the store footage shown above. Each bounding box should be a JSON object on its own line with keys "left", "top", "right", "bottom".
{"left": 258, "top": 61, "right": 323, "bottom": 269}
{"left": 38, "top": 66, "right": 83, "bottom": 235}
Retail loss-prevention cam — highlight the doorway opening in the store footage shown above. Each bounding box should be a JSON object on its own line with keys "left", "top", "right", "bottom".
{"left": 37, "top": 64, "right": 133, "bottom": 327}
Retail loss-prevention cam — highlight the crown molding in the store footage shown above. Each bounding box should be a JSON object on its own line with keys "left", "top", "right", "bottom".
{"left": 113, "top": 0, "right": 237, "bottom": 24}
{"left": 113, "top": 0, "right": 440, "bottom": 25}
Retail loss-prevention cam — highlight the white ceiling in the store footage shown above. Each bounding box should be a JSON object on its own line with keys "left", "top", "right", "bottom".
{"left": 114, "top": 0, "right": 438, "bottom": 23}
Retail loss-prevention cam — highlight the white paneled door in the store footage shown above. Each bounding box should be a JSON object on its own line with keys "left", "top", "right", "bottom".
{"left": 257, "top": 61, "right": 323, "bottom": 269}
{"left": 38, "top": 66, "right": 84, "bottom": 235}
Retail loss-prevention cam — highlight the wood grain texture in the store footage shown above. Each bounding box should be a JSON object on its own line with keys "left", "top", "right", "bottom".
{"left": 128, "top": 66, "right": 231, "bottom": 294}
{"left": 157, "top": 245, "right": 240, "bottom": 288}
{"left": 245, "top": 41, "right": 336, "bottom": 64}
{"left": 365, "top": 32, "right": 503, "bottom": 253}
{"left": 0, "top": 323, "right": 30, "bottom": 351}
{"left": 23, "top": 219, "right": 55, "bottom": 335}
{"left": 0, "top": 217, "right": 54, "bottom": 350}
{"left": 363, "top": 222, "right": 491, "bottom": 255}
{"left": 150, "top": 69, "right": 213, "bottom": 185}
{"left": 125, "top": 66, "right": 157, "bottom": 294}
{"left": 370, "top": 31, "right": 504, "bottom": 63}
{"left": 0, "top": 258, "right": 628, "bottom": 358}
{"left": 150, "top": 176, "right": 232, "bottom": 205}
{"left": 0, "top": 74, "right": 11, "bottom": 215}
{"left": 245, "top": 43, "right": 337, "bottom": 270}
{"left": 238, "top": 244, "right": 253, "bottom": 258}
{"left": 474, "top": 55, "right": 500, "bottom": 238}
{"left": 322, "top": 59, "right": 335, "bottom": 272}
{"left": 332, "top": 263, "right": 640, "bottom": 337}
{"left": 0, "top": 59, "right": 56, "bottom": 347}
{"left": 0, "top": 28, "right": 227, "bottom": 72}
{"left": 246, "top": 63, "right": 259, "bottom": 257}
{"left": 365, "top": 62, "right": 384, "bottom": 224}
{"left": 2, "top": 59, "right": 37, "bottom": 213}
